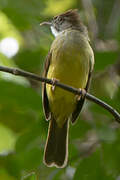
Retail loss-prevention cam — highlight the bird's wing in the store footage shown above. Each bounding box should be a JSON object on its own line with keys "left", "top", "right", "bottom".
{"left": 71, "top": 56, "right": 93, "bottom": 123}
{"left": 42, "top": 52, "right": 52, "bottom": 120}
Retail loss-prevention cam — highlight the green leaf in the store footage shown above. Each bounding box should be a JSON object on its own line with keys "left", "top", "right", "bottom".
{"left": 0, "top": 124, "right": 16, "bottom": 154}
{"left": 0, "top": 11, "right": 23, "bottom": 43}
{"left": 44, "top": 0, "right": 74, "bottom": 16}
{"left": 23, "top": 173, "right": 36, "bottom": 180}
{"left": 94, "top": 52, "right": 118, "bottom": 71}
{"left": 0, "top": 168, "right": 16, "bottom": 180}
{"left": 1, "top": 0, "right": 45, "bottom": 30}
{"left": 15, "top": 119, "right": 48, "bottom": 152}
{"left": 16, "top": 147, "right": 43, "bottom": 171}
{"left": 15, "top": 49, "right": 46, "bottom": 73}
{"left": 0, "top": 80, "right": 42, "bottom": 132}
{"left": 0, "top": 53, "right": 29, "bottom": 85}
{"left": 74, "top": 150, "right": 115, "bottom": 180}
{"left": 101, "top": 130, "right": 120, "bottom": 176}
{"left": 70, "top": 115, "right": 92, "bottom": 139}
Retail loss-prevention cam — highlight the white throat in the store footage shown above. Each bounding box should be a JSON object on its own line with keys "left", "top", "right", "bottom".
{"left": 50, "top": 26, "right": 62, "bottom": 37}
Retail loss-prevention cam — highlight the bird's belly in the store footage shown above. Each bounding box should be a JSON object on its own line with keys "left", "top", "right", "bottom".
{"left": 46, "top": 46, "right": 89, "bottom": 126}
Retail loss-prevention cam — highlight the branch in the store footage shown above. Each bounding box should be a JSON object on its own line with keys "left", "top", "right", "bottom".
{"left": 0, "top": 65, "right": 120, "bottom": 123}
{"left": 81, "top": 0, "right": 98, "bottom": 41}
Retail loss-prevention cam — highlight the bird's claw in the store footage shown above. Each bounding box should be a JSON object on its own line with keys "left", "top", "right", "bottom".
{"left": 51, "top": 78, "right": 59, "bottom": 91}
{"left": 75, "top": 88, "right": 86, "bottom": 101}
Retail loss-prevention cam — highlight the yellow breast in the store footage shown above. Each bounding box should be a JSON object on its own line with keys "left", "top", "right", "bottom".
{"left": 46, "top": 29, "right": 93, "bottom": 126}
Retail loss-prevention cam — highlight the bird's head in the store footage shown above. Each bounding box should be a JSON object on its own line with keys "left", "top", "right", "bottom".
{"left": 40, "top": 9, "right": 87, "bottom": 37}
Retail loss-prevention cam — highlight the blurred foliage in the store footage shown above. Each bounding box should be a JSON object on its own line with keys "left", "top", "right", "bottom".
{"left": 0, "top": 0, "right": 120, "bottom": 179}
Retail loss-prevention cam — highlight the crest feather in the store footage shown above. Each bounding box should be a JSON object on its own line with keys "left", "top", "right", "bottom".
{"left": 54, "top": 9, "right": 80, "bottom": 25}
{"left": 53, "top": 9, "right": 89, "bottom": 40}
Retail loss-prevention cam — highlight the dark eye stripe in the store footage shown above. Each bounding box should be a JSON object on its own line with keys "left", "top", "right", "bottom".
{"left": 53, "top": 16, "right": 63, "bottom": 26}
{"left": 53, "top": 16, "right": 57, "bottom": 20}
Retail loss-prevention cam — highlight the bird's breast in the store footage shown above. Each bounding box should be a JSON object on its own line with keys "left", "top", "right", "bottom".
{"left": 46, "top": 30, "right": 91, "bottom": 125}
{"left": 48, "top": 31, "right": 90, "bottom": 88}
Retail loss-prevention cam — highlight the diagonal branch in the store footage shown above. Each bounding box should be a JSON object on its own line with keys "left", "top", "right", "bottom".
{"left": 0, "top": 65, "right": 120, "bottom": 123}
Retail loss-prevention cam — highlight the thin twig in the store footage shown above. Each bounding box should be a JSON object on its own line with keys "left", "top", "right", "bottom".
{"left": 0, "top": 65, "right": 120, "bottom": 123}
{"left": 105, "top": 0, "right": 120, "bottom": 37}
{"left": 81, "top": 0, "right": 98, "bottom": 41}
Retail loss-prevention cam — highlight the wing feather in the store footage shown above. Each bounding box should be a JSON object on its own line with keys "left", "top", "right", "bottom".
{"left": 42, "top": 52, "right": 52, "bottom": 120}
{"left": 71, "top": 56, "right": 93, "bottom": 123}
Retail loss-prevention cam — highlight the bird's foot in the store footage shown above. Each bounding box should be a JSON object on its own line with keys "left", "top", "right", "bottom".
{"left": 51, "top": 78, "right": 59, "bottom": 92}
{"left": 75, "top": 88, "right": 86, "bottom": 101}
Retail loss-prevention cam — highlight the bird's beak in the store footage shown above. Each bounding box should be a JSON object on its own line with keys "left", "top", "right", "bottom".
{"left": 40, "top": 21, "right": 52, "bottom": 26}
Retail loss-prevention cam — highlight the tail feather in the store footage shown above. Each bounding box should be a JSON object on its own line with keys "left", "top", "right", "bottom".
{"left": 44, "top": 116, "right": 69, "bottom": 168}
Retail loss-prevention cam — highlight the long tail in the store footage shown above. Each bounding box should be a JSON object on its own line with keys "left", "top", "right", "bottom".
{"left": 44, "top": 116, "right": 69, "bottom": 168}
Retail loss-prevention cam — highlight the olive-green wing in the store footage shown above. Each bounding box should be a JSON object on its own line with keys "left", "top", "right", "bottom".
{"left": 42, "top": 52, "right": 52, "bottom": 120}
{"left": 71, "top": 59, "right": 93, "bottom": 124}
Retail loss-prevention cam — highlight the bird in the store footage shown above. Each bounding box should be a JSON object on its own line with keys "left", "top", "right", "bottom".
{"left": 41, "top": 9, "right": 94, "bottom": 168}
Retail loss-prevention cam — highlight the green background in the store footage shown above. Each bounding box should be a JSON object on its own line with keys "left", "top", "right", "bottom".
{"left": 0, "top": 0, "right": 120, "bottom": 179}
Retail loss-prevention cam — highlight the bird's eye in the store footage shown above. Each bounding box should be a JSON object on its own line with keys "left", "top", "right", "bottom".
{"left": 53, "top": 16, "right": 57, "bottom": 20}
{"left": 53, "top": 16, "right": 63, "bottom": 25}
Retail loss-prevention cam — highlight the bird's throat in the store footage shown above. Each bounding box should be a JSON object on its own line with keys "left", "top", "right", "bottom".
{"left": 50, "top": 26, "right": 62, "bottom": 37}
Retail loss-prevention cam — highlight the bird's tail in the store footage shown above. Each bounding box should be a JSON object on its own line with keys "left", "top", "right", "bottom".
{"left": 43, "top": 116, "right": 69, "bottom": 168}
